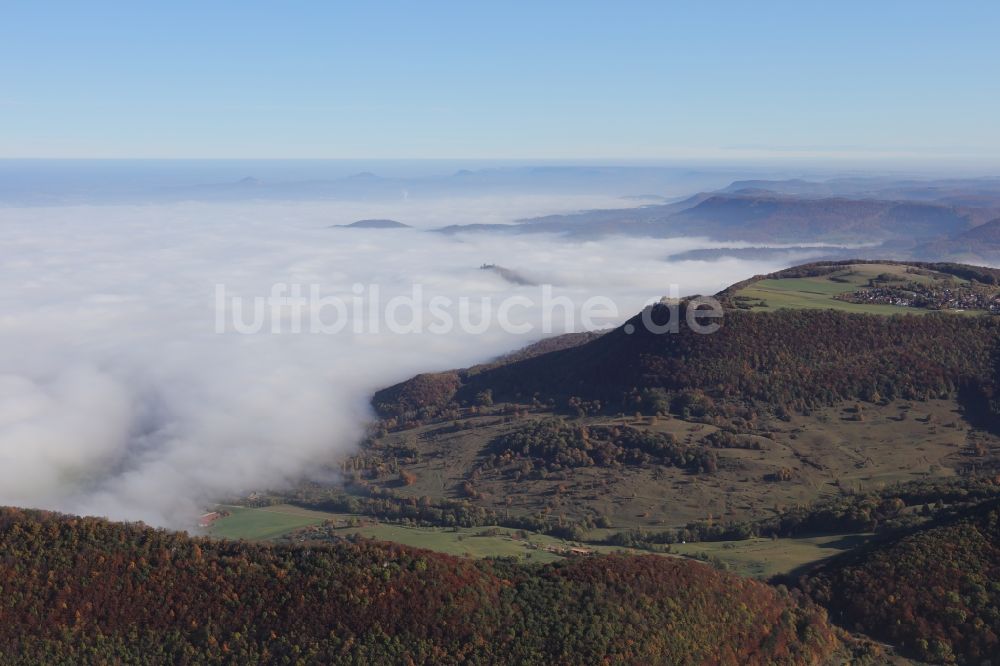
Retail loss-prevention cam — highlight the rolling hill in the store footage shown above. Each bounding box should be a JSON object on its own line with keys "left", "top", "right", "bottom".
{"left": 958, "top": 217, "right": 1000, "bottom": 243}
{"left": 429, "top": 178, "right": 1000, "bottom": 261}
{"left": 0, "top": 506, "right": 838, "bottom": 665}
{"left": 185, "top": 259, "right": 1000, "bottom": 663}
{"left": 375, "top": 262, "right": 1000, "bottom": 423}
{"left": 437, "top": 189, "right": 1000, "bottom": 246}
{"left": 333, "top": 218, "right": 411, "bottom": 229}
{"left": 912, "top": 218, "right": 1000, "bottom": 263}
{"left": 665, "top": 194, "right": 984, "bottom": 243}
{"left": 800, "top": 500, "right": 1000, "bottom": 664}
{"left": 350, "top": 261, "right": 1000, "bottom": 542}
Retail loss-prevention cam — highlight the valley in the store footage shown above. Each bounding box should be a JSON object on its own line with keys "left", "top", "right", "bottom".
{"left": 336, "top": 398, "right": 982, "bottom": 534}
{"left": 10, "top": 256, "right": 1000, "bottom": 664}
{"left": 190, "top": 258, "right": 1000, "bottom": 662}
{"left": 208, "top": 503, "right": 879, "bottom": 578}
{"left": 212, "top": 260, "right": 1000, "bottom": 602}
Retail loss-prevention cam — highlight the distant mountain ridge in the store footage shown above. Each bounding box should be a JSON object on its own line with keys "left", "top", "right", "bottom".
{"left": 956, "top": 217, "right": 1000, "bottom": 243}
{"left": 2, "top": 164, "right": 745, "bottom": 206}
{"left": 912, "top": 218, "right": 1000, "bottom": 261}
{"left": 441, "top": 191, "right": 996, "bottom": 245}
{"left": 720, "top": 176, "right": 1000, "bottom": 202}
{"left": 430, "top": 180, "right": 1000, "bottom": 261}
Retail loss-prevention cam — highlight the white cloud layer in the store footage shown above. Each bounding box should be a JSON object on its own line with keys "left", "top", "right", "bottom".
{"left": 0, "top": 197, "right": 820, "bottom": 527}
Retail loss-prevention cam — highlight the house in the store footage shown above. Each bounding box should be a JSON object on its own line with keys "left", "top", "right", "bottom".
{"left": 198, "top": 512, "right": 221, "bottom": 528}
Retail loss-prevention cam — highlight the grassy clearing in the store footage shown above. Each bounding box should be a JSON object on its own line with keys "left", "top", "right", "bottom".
{"left": 209, "top": 505, "right": 882, "bottom": 578}
{"left": 208, "top": 504, "right": 636, "bottom": 563}
{"left": 733, "top": 263, "right": 986, "bottom": 315}
{"left": 208, "top": 505, "right": 331, "bottom": 540}
{"left": 318, "top": 523, "right": 571, "bottom": 562}
{"left": 670, "top": 533, "right": 876, "bottom": 579}
{"left": 738, "top": 281, "right": 912, "bottom": 314}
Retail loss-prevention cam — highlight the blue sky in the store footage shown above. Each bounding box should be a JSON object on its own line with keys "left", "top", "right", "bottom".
{"left": 2, "top": 1, "right": 998, "bottom": 163}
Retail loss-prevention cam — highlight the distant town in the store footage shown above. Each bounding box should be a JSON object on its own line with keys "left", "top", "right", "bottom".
{"left": 836, "top": 278, "right": 1000, "bottom": 313}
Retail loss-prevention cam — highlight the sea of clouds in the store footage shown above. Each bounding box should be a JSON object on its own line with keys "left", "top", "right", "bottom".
{"left": 0, "top": 195, "right": 826, "bottom": 527}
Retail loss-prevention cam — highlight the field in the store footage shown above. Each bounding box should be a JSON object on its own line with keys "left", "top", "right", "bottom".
{"left": 732, "top": 262, "right": 988, "bottom": 314}
{"left": 208, "top": 504, "right": 338, "bottom": 540}
{"left": 670, "top": 532, "right": 875, "bottom": 578}
{"left": 208, "top": 504, "right": 883, "bottom": 577}
{"left": 209, "top": 504, "right": 636, "bottom": 563}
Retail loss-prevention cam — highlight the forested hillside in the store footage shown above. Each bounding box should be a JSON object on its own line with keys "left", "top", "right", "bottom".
{"left": 375, "top": 305, "right": 1000, "bottom": 425}
{"left": 0, "top": 507, "right": 838, "bottom": 665}
{"left": 801, "top": 501, "right": 1000, "bottom": 665}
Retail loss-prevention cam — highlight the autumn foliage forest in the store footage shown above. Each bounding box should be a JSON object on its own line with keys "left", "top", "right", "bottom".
{"left": 0, "top": 507, "right": 837, "bottom": 665}
{"left": 800, "top": 501, "right": 1000, "bottom": 664}
{"left": 374, "top": 304, "right": 1000, "bottom": 428}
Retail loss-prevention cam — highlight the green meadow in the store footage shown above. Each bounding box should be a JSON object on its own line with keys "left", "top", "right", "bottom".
{"left": 733, "top": 263, "right": 987, "bottom": 315}
{"left": 210, "top": 504, "right": 874, "bottom": 576}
